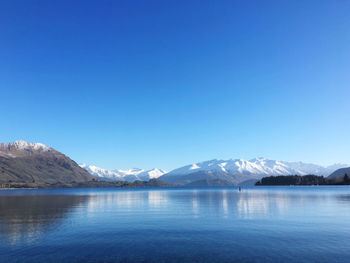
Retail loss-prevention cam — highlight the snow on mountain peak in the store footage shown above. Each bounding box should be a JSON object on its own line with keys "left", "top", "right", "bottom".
{"left": 13, "top": 140, "right": 50, "bottom": 151}
{"left": 190, "top": 164, "right": 200, "bottom": 170}
{"left": 80, "top": 164, "right": 167, "bottom": 182}
{"left": 145, "top": 168, "right": 168, "bottom": 179}
{"left": 79, "top": 158, "right": 348, "bottom": 185}
{"left": 165, "top": 158, "right": 348, "bottom": 177}
{"left": 0, "top": 140, "right": 51, "bottom": 156}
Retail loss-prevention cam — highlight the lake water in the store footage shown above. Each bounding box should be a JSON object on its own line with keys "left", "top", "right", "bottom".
{"left": 0, "top": 186, "right": 349, "bottom": 263}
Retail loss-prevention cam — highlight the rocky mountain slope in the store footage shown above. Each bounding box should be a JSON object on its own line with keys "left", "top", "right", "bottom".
{"left": 0, "top": 141, "right": 94, "bottom": 187}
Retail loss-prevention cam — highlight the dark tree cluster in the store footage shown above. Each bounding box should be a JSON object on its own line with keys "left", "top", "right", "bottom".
{"left": 256, "top": 174, "right": 350, "bottom": 186}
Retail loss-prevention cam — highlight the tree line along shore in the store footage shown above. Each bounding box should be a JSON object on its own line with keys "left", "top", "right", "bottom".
{"left": 256, "top": 174, "right": 350, "bottom": 186}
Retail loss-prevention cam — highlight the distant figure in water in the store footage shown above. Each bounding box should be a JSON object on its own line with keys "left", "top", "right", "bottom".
{"left": 238, "top": 186, "right": 241, "bottom": 192}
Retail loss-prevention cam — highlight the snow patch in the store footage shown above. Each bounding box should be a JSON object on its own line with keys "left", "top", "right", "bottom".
{"left": 80, "top": 164, "right": 167, "bottom": 182}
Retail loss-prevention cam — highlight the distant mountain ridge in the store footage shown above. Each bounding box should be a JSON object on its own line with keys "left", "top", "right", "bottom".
{"left": 80, "top": 164, "right": 167, "bottom": 182}
{"left": 159, "top": 158, "right": 348, "bottom": 185}
{"left": 0, "top": 141, "right": 94, "bottom": 187}
{"left": 82, "top": 158, "right": 347, "bottom": 186}
{"left": 164, "top": 158, "right": 345, "bottom": 176}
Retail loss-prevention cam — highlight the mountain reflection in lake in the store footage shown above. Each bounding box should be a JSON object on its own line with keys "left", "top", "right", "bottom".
{"left": 0, "top": 194, "right": 89, "bottom": 244}
{"left": 1, "top": 187, "right": 350, "bottom": 263}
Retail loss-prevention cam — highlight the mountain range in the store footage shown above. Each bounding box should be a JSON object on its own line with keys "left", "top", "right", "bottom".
{"left": 79, "top": 164, "right": 167, "bottom": 182}
{"left": 82, "top": 158, "right": 348, "bottom": 186}
{"left": 0, "top": 140, "right": 348, "bottom": 187}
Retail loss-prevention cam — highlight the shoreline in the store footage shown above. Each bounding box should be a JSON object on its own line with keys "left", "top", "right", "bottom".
{"left": 1, "top": 185, "right": 350, "bottom": 190}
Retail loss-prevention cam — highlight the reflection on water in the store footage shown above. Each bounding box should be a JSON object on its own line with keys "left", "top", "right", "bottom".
{"left": 1, "top": 187, "right": 350, "bottom": 262}
{"left": 0, "top": 195, "right": 89, "bottom": 244}
{"left": 148, "top": 190, "right": 168, "bottom": 208}
{"left": 84, "top": 190, "right": 169, "bottom": 212}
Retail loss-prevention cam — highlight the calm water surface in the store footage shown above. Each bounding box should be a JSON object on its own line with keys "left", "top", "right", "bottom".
{"left": 0, "top": 186, "right": 349, "bottom": 263}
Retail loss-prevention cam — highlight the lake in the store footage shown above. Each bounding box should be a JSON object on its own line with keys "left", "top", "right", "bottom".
{"left": 0, "top": 186, "right": 349, "bottom": 262}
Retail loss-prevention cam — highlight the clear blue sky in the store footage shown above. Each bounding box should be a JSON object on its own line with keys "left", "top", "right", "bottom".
{"left": 1, "top": 0, "right": 349, "bottom": 170}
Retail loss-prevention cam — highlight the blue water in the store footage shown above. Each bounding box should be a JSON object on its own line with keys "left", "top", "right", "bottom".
{"left": 0, "top": 186, "right": 350, "bottom": 263}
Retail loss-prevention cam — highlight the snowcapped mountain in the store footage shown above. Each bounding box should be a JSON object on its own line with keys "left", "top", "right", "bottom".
{"left": 80, "top": 164, "right": 167, "bottom": 182}
{"left": 0, "top": 140, "right": 51, "bottom": 157}
{"left": 160, "top": 158, "right": 348, "bottom": 185}
{"left": 81, "top": 158, "right": 347, "bottom": 185}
